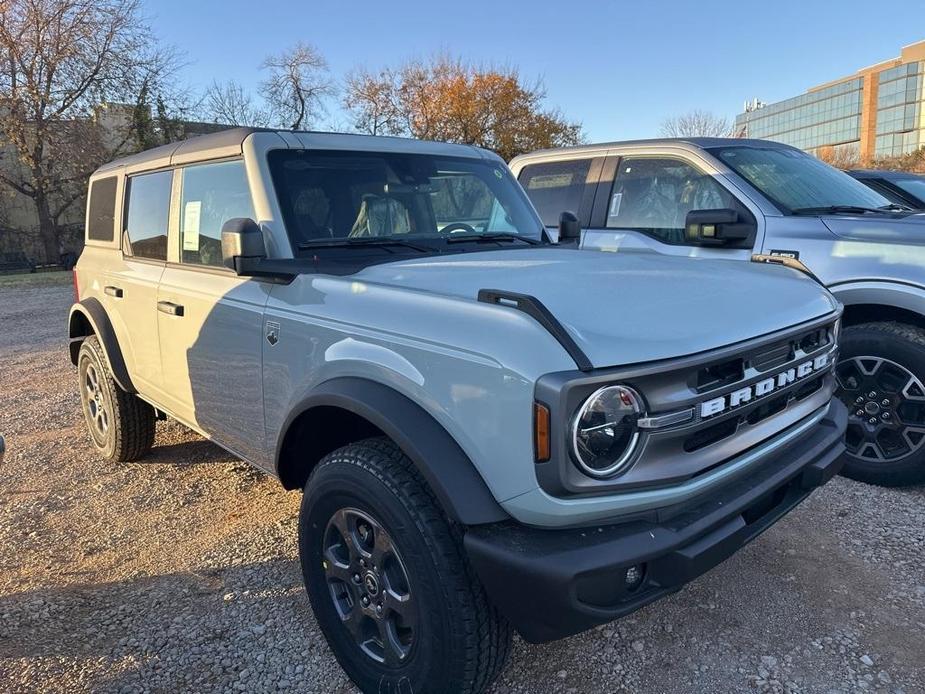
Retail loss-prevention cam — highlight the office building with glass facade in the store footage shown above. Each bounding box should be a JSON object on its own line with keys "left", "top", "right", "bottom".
{"left": 735, "top": 40, "right": 925, "bottom": 162}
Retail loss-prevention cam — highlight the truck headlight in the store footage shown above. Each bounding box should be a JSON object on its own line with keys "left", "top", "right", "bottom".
{"left": 571, "top": 385, "right": 642, "bottom": 478}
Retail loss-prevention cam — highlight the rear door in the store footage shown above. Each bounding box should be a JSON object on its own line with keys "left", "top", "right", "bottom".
{"left": 515, "top": 156, "right": 603, "bottom": 238}
{"left": 103, "top": 170, "right": 171, "bottom": 399}
{"left": 155, "top": 159, "right": 272, "bottom": 463}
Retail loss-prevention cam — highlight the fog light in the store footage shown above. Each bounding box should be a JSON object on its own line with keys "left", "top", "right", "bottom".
{"left": 624, "top": 564, "right": 645, "bottom": 591}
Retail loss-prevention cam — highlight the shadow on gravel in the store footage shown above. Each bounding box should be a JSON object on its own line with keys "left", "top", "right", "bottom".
{"left": 0, "top": 558, "right": 309, "bottom": 665}
{"left": 132, "top": 439, "right": 235, "bottom": 467}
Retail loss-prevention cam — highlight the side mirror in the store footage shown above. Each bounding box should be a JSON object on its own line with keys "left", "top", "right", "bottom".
{"left": 684, "top": 209, "right": 755, "bottom": 247}
{"left": 221, "top": 218, "right": 266, "bottom": 273}
{"left": 558, "top": 210, "right": 581, "bottom": 240}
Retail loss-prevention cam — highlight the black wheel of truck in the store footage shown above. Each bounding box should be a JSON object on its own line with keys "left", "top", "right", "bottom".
{"left": 77, "top": 335, "right": 155, "bottom": 462}
{"left": 835, "top": 322, "right": 925, "bottom": 486}
{"left": 299, "top": 437, "right": 512, "bottom": 694}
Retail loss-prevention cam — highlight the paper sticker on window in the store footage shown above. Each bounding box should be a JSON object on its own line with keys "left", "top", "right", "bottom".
{"left": 527, "top": 173, "right": 573, "bottom": 190}
{"left": 607, "top": 192, "right": 623, "bottom": 223}
{"left": 183, "top": 201, "right": 201, "bottom": 251}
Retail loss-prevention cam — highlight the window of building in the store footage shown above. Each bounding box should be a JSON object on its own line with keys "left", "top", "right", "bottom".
{"left": 517, "top": 159, "right": 593, "bottom": 227}
{"left": 604, "top": 157, "right": 736, "bottom": 244}
{"left": 179, "top": 160, "right": 255, "bottom": 268}
{"left": 124, "top": 171, "right": 172, "bottom": 260}
{"left": 87, "top": 176, "right": 118, "bottom": 242}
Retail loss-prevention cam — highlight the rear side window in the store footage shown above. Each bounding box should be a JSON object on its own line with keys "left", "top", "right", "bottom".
{"left": 124, "top": 170, "right": 172, "bottom": 261}
{"left": 605, "top": 157, "right": 737, "bottom": 245}
{"left": 179, "top": 160, "right": 254, "bottom": 268}
{"left": 518, "top": 159, "right": 593, "bottom": 227}
{"left": 87, "top": 177, "right": 118, "bottom": 242}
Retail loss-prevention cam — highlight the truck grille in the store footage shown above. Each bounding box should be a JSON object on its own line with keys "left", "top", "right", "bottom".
{"left": 533, "top": 312, "right": 841, "bottom": 499}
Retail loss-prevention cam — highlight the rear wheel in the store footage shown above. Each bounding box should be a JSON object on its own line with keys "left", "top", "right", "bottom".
{"left": 835, "top": 322, "right": 925, "bottom": 486}
{"left": 77, "top": 335, "right": 155, "bottom": 462}
{"left": 299, "top": 438, "right": 512, "bottom": 693}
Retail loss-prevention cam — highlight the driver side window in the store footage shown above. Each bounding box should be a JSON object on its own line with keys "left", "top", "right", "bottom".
{"left": 605, "top": 157, "right": 735, "bottom": 245}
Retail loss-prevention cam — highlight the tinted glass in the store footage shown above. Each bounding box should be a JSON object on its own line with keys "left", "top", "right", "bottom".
{"left": 518, "top": 159, "right": 592, "bottom": 227}
{"left": 268, "top": 150, "right": 541, "bottom": 247}
{"left": 892, "top": 176, "right": 925, "bottom": 205}
{"left": 711, "top": 146, "right": 890, "bottom": 213}
{"left": 180, "top": 161, "right": 254, "bottom": 267}
{"left": 87, "top": 176, "right": 117, "bottom": 242}
{"left": 605, "top": 157, "right": 736, "bottom": 244}
{"left": 124, "top": 171, "right": 171, "bottom": 260}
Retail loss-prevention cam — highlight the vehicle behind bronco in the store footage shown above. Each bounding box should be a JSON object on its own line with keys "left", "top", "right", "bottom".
{"left": 512, "top": 138, "right": 925, "bottom": 487}
{"left": 70, "top": 128, "right": 846, "bottom": 693}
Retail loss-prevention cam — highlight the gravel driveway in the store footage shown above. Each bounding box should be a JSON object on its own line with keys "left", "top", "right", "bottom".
{"left": 1, "top": 278, "right": 923, "bottom": 694}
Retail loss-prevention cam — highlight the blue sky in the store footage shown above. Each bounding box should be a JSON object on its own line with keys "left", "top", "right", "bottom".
{"left": 151, "top": 0, "right": 925, "bottom": 142}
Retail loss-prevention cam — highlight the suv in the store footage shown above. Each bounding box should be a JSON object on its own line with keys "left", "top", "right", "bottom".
{"left": 70, "top": 128, "right": 846, "bottom": 693}
{"left": 848, "top": 169, "right": 925, "bottom": 210}
{"left": 511, "top": 138, "right": 925, "bottom": 487}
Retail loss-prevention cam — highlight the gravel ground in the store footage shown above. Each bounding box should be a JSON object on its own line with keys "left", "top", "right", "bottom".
{"left": 1, "top": 279, "right": 923, "bottom": 694}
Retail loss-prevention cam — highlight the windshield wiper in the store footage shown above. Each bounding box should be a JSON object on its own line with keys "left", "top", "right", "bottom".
{"left": 445, "top": 232, "right": 539, "bottom": 245}
{"left": 879, "top": 203, "right": 915, "bottom": 212}
{"left": 791, "top": 205, "right": 895, "bottom": 216}
{"left": 297, "top": 237, "right": 432, "bottom": 253}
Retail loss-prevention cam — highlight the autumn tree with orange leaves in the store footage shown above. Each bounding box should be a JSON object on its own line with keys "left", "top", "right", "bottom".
{"left": 344, "top": 56, "right": 583, "bottom": 161}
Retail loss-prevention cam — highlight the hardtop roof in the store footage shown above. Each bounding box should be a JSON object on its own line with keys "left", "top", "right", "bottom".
{"left": 93, "top": 127, "right": 494, "bottom": 177}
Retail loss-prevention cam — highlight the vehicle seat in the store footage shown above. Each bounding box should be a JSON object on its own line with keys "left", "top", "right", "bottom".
{"left": 349, "top": 195, "right": 412, "bottom": 237}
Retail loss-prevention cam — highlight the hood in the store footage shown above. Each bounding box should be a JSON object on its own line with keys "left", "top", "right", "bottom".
{"left": 354, "top": 248, "right": 839, "bottom": 369}
{"left": 821, "top": 212, "right": 925, "bottom": 245}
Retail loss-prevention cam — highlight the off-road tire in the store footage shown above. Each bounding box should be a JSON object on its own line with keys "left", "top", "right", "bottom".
{"left": 77, "top": 335, "right": 155, "bottom": 462}
{"left": 836, "top": 322, "right": 925, "bottom": 486}
{"left": 299, "top": 437, "right": 512, "bottom": 694}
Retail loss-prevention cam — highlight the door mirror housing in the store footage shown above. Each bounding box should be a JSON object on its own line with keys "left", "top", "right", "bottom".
{"left": 558, "top": 210, "right": 581, "bottom": 240}
{"left": 684, "top": 208, "right": 755, "bottom": 247}
{"left": 221, "top": 218, "right": 266, "bottom": 273}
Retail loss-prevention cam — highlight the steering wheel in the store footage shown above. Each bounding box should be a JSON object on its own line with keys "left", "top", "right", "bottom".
{"left": 440, "top": 222, "right": 479, "bottom": 235}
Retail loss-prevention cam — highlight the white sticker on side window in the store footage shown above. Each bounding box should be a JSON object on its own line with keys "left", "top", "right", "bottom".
{"left": 183, "top": 201, "right": 201, "bottom": 251}
{"left": 607, "top": 192, "right": 623, "bottom": 223}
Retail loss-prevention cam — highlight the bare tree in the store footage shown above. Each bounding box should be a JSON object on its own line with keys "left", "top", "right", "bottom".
{"left": 870, "top": 146, "right": 925, "bottom": 173}
{"left": 342, "top": 68, "right": 403, "bottom": 136}
{"left": 260, "top": 42, "right": 334, "bottom": 130}
{"left": 659, "top": 110, "right": 733, "bottom": 138}
{"left": 817, "top": 145, "right": 860, "bottom": 170}
{"left": 0, "top": 0, "right": 178, "bottom": 263}
{"left": 203, "top": 80, "right": 270, "bottom": 127}
{"left": 342, "top": 55, "right": 583, "bottom": 161}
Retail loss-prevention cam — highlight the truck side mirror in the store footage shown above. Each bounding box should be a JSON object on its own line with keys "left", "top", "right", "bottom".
{"left": 221, "top": 218, "right": 266, "bottom": 273}
{"left": 558, "top": 210, "right": 581, "bottom": 240}
{"left": 685, "top": 209, "right": 755, "bottom": 247}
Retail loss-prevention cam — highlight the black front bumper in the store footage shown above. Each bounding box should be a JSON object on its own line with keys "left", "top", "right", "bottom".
{"left": 464, "top": 400, "right": 847, "bottom": 643}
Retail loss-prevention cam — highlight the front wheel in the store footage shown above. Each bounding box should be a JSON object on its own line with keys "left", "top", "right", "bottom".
{"left": 835, "top": 322, "right": 925, "bottom": 486}
{"left": 298, "top": 438, "right": 511, "bottom": 693}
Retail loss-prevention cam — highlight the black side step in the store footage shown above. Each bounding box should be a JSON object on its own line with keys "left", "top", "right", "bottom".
{"left": 477, "top": 289, "right": 593, "bottom": 372}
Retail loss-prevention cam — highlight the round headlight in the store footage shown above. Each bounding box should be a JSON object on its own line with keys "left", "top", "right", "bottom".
{"left": 571, "top": 385, "right": 642, "bottom": 478}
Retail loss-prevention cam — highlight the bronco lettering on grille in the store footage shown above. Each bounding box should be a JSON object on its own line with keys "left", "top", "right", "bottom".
{"left": 700, "top": 353, "right": 831, "bottom": 418}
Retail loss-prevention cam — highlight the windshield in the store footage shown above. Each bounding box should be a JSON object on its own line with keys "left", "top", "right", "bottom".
{"left": 268, "top": 149, "right": 543, "bottom": 250}
{"left": 892, "top": 176, "right": 925, "bottom": 205}
{"left": 709, "top": 146, "right": 892, "bottom": 213}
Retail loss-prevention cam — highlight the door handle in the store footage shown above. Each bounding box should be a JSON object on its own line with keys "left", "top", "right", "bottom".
{"left": 157, "top": 301, "right": 184, "bottom": 317}
{"left": 104, "top": 285, "right": 123, "bottom": 298}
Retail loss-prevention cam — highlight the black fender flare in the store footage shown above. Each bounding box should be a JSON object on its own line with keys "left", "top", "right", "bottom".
{"left": 278, "top": 377, "right": 509, "bottom": 526}
{"left": 68, "top": 298, "right": 136, "bottom": 393}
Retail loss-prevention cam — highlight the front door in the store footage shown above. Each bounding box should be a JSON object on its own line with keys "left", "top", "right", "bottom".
{"left": 156, "top": 159, "right": 271, "bottom": 464}
{"left": 587, "top": 154, "right": 757, "bottom": 260}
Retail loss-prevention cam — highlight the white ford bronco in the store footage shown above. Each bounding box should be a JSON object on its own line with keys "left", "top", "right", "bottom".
{"left": 70, "top": 128, "right": 847, "bottom": 693}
